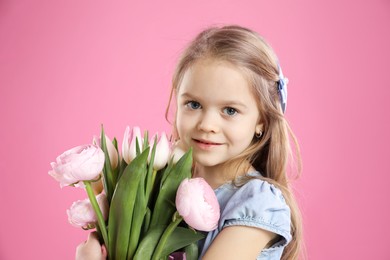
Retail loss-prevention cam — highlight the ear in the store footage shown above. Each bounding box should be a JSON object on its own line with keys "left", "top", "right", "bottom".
{"left": 255, "top": 123, "right": 263, "bottom": 135}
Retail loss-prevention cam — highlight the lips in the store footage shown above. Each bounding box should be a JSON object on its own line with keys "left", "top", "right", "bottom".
{"left": 192, "top": 138, "right": 222, "bottom": 146}
{"left": 192, "top": 139, "right": 221, "bottom": 145}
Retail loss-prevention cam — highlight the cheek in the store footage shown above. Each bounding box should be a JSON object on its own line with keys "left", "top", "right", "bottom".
{"left": 176, "top": 111, "right": 189, "bottom": 138}
{"left": 176, "top": 121, "right": 193, "bottom": 150}
{"left": 227, "top": 122, "right": 255, "bottom": 145}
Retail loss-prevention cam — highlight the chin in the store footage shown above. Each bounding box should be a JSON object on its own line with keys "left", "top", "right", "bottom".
{"left": 193, "top": 155, "right": 223, "bottom": 168}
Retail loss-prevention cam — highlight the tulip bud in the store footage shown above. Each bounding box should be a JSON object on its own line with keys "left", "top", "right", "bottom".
{"left": 93, "top": 134, "right": 119, "bottom": 169}
{"left": 49, "top": 144, "right": 105, "bottom": 188}
{"left": 149, "top": 132, "right": 171, "bottom": 170}
{"left": 176, "top": 178, "right": 220, "bottom": 232}
{"left": 170, "top": 141, "right": 186, "bottom": 164}
{"left": 67, "top": 193, "right": 109, "bottom": 229}
{"left": 122, "top": 126, "right": 142, "bottom": 164}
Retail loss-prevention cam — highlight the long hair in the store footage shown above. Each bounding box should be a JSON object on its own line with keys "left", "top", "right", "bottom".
{"left": 166, "top": 25, "right": 304, "bottom": 260}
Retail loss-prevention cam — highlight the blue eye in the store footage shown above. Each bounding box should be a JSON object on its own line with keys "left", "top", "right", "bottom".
{"left": 186, "top": 101, "right": 201, "bottom": 110}
{"left": 223, "top": 107, "right": 238, "bottom": 116}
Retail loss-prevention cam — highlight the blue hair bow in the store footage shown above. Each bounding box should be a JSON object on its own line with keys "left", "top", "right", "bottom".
{"left": 277, "top": 64, "right": 288, "bottom": 113}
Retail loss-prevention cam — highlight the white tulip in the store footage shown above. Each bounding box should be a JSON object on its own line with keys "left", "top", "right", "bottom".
{"left": 170, "top": 141, "right": 186, "bottom": 164}
{"left": 93, "top": 134, "right": 118, "bottom": 169}
{"left": 122, "top": 126, "right": 142, "bottom": 164}
{"left": 149, "top": 132, "right": 171, "bottom": 170}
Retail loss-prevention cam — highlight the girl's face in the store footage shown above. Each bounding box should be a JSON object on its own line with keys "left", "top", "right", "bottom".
{"left": 176, "top": 59, "right": 262, "bottom": 169}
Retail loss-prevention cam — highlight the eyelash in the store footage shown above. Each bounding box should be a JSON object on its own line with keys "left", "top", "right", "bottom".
{"left": 223, "top": 107, "right": 238, "bottom": 116}
{"left": 185, "top": 101, "right": 201, "bottom": 110}
{"left": 184, "top": 101, "right": 239, "bottom": 117}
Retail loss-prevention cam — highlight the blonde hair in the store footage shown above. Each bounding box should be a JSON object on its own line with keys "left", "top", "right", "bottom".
{"left": 166, "top": 25, "right": 304, "bottom": 260}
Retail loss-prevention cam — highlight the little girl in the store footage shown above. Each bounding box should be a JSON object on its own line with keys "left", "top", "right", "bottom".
{"left": 77, "top": 25, "right": 303, "bottom": 260}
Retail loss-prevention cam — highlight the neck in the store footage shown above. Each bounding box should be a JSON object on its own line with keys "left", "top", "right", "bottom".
{"left": 193, "top": 160, "right": 253, "bottom": 189}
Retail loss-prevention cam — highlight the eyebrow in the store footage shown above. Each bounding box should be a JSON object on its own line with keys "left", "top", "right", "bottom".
{"left": 179, "top": 93, "right": 194, "bottom": 98}
{"left": 180, "top": 92, "right": 248, "bottom": 109}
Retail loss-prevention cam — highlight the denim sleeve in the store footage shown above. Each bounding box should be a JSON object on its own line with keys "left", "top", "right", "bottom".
{"left": 222, "top": 179, "right": 292, "bottom": 247}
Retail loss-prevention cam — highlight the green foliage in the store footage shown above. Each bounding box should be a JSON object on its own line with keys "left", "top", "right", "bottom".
{"left": 108, "top": 148, "right": 149, "bottom": 259}
{"left": 99, "top": 126, "right": 201, "bottom": 260}
{"left": 150, "top": 149, "right": 193, "bottom": 228}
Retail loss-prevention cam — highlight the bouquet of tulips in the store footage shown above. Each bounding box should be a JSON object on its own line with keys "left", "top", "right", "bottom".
{"left": 49, "top": 126, "right": 220, "bottom": 260}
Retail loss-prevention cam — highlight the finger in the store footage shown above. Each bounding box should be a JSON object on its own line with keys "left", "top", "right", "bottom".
{"left": 88, "top": 232, "right": 99, "bottom": 240}
{"left": 86, "top": 232, "right": 100, "bottom": 246}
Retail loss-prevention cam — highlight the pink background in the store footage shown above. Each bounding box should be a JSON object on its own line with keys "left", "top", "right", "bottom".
{"left": 1, "top": 0, "right": 389, "bottom": 259}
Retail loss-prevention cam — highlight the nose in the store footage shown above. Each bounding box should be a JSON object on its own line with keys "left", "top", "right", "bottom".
{"left": 197, "top": 110, "right": 219, "bottom": 133}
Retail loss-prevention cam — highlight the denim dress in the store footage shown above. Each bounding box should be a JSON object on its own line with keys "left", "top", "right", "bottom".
{"left": 198, "top": 173, "right": 291, "bottom": 259}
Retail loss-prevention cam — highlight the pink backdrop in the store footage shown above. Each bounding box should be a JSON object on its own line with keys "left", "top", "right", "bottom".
{"left": 1, "top": 0, "right": 389, "bottom": 259}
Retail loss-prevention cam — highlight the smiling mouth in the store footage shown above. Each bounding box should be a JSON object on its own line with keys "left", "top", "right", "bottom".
{"left": 193, "top": 139, "right": 222, "bottom": 145}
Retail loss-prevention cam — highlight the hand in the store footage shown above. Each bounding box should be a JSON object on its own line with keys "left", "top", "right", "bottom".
{"left": 75, "top": 232, "right": 107, "bottom": 260}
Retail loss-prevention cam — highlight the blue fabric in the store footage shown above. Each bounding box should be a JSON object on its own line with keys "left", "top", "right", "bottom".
{"left": 198, "top": 173, "right": 291, "bottom": 260}
{"left": 277, "top": 64, "right": 288, "bottom": 114}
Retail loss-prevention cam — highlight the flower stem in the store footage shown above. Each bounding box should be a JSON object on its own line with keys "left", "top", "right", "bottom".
{"left": 151, "top": 169, "right": 157, "bottom": 191}
{"left": 84, "top": 181, "right": 109, "bottom": 251}
{"left": 146, "top": 169, "right": 158, "bottom": 205}
{"left": 152, "top": 212, "right": 183, "bottom": 260}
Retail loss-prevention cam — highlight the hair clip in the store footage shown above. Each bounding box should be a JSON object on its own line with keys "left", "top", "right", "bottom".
{"left": 277, "top": 64, "right": 288, "bottom": 113}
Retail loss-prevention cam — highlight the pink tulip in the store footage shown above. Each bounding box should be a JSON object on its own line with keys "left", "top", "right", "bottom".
{"left": 122, "top": 126, "right": 142, "bottom": 164}
{"left": 67, "top": 193, "right": 109, "bottom": 229}
{"left": 175, "top": 178, "right": 220, "bottom": 232}
{"left": 49, "top": 144, "right": 105, "bottom": 188}
{"left": 149, "top": 132, "right": 171, "bottom": 170}
{"left": 93, "top": 134, "right": 119, "bottom": 169}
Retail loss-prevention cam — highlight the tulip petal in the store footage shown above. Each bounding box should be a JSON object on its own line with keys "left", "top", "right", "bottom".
{"left": 176, "top": 178, "right": 220, "bottom": 232}
{"left": 122, "top": 126, "right": 143, "bottom": 164}
{"left": 67, "top": 192, "right": 108, "bottom": 229}
{"left": 149, "top": 132, "right": 171, "bottom": 170}
{"left": 48, "top": 144, "right": 105, "bottom": 187}
{"left": 122, "top": 126, "right": 131, "bottom": 163}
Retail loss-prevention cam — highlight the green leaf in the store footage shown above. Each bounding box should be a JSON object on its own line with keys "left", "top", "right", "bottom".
{"left": 133, "top": 226, "right": 166, "bottom": 260}
{"left": 107, "top": 148, "right": 149, "bottom": 260}
{"left": 160, "top": 158, "right": 174, "bottom": 186}
{"left": 184, "top": 242, "right": 199, "bottom": 260}
{"left": 111, "top": 166, "right": 119, "bottom": 188}
{"left": 134, "top": 218, "right": 203, "bottom": 260}
{"left": 127, "top": 161, "right": 148, "bottom": 259}
{"left": 100, "top": 125, "right": 114, "bottom": 203}
{"left": 142, "top": 207, "right": 151, "bottom": 237}
{"left": 117, "top": 158, "right": 128, "bottom": 181}
{"left": 150, "top": 149, "right": 192, "bottom": 228}
{"left": 146, "top": 168, "right": 164, "bottom": 211}
{"left": 112, "top": 137, "right": 118, "bottom": 151}
{"left": 136, "top": 137, "right": 141, "bottom": 156}
{"left": 160, "top": 227, "right": 204, "bottom": 257}
{"left": 143, "top": 130, "right": 149, "bottom": 151}
{"left": 145, "top": 137, "right": 157, "bottom": 203}
{"left": 112, "top": 137, "right": 119, "bottom": 186}
{"left": 152, "top": 213, "right": 183, "bottom": 260}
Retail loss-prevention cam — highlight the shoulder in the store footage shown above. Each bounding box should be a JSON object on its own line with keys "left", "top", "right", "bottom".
{"left": 220, "top": 177, "right": 292, "bottom": 244}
